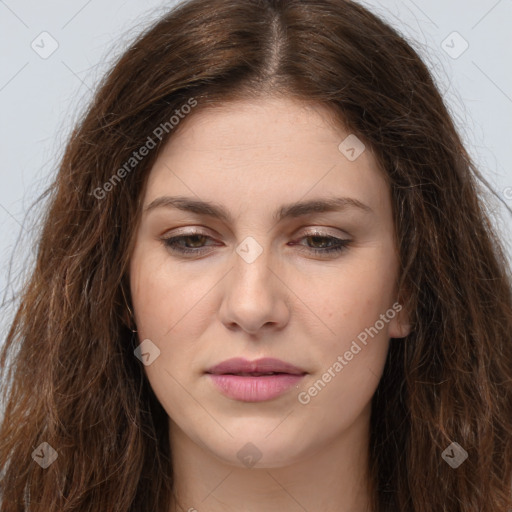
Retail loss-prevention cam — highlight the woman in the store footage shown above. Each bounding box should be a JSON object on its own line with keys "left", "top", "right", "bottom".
{"left": 1, "top": 0, "right": 511, "bottom": 511}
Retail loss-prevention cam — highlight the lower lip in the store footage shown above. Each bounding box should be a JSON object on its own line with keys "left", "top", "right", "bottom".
{"left": 207, "top": 373, "right": 306, "bottom": 402}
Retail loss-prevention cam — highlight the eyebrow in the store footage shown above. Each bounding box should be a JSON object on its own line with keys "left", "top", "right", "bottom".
{"left": 144, "top": 195, "right": 373, "bottom": 223}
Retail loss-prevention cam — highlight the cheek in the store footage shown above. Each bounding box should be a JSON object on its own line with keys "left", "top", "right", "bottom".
{"left": 313, "top": 255, "right": 398, "bottom": 343}
{"left": 303, "top": 248, "right": 397, "bottom": 402}
{"left": 130, "top": 253, "right": 173, "bottom": 339}
{"left": 129, "top": 248, "right": 218, "bottom": 397}
{"left": 298, "top": 303, "right": 392, "bottom": 427}
{"left": 130, "top": 247, "right": 208, "bottom": 340}
{"left": 129, "top": 250, "right": 205, "bottom": 419}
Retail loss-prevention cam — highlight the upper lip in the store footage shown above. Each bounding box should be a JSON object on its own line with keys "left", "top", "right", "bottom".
{"left": 206, "top": 357, "right": 307, "bottom": 375}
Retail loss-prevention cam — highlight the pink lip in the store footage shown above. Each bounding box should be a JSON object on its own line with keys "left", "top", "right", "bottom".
{"left": 206, "top": 357, "right": 306, "bottom": 375}
{"left": 205, "top": 357, "right": 307, "bottom": 402}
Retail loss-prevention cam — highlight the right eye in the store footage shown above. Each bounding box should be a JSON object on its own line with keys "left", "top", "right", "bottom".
{"left": 161, "top": 232, "right": 215, "bottom": 255}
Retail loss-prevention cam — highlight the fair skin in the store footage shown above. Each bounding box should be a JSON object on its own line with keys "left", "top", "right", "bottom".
{"left": 129, "top": 96, "right": 410, "bottom": 512}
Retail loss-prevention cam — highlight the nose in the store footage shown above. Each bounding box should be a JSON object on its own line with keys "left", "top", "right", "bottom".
{"left": 218, "top": 243, "right": 291, "bottom": 336}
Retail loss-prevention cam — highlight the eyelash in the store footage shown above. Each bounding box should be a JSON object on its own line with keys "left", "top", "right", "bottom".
{"left": 161, "top": 230, "right": 351, "bottom": 257}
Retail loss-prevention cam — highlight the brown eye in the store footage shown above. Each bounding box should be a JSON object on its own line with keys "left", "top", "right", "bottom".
{"left": 294, "top": 234, "right": 351, "bottom": 256}
{"left": 162, "top": 231, "right": 351, "bottom": 258}
{"left": 162, "top": 233, "right": 214, "bottom": 255}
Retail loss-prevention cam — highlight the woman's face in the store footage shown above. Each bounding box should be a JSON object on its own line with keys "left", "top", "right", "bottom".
{"left": 129, "top": 97, "right": 409, "bottom": 468}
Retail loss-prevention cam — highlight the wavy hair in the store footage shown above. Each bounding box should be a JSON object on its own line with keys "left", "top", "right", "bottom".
{"left": 1, "top": 0, "right": 511, "bottom": 510}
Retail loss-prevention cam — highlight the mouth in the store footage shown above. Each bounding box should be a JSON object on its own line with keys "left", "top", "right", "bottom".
{"left": 205, "top": 357, "right": 307, "bottom": 402}
{"left": 205, "top": 357, "right": 307, "bottom": 376}
{"left": 212, "top": 371, "right": 301, "bottom": 377}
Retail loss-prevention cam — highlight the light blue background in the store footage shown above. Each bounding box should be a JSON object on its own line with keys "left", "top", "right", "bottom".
{"left": 1, "top": 0, "right": 511, "bottom": 340}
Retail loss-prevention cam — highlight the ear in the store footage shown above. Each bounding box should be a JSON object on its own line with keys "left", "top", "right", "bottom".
{"left": 387, "top": 301, "right": 412, "bottom": 339}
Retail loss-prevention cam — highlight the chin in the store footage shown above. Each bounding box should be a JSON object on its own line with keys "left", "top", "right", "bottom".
{"left": 203, "top": 430, "right": 312, "bottom": 470}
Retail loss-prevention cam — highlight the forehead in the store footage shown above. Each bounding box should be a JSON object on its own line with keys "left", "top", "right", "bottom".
{"left": 164, "top": 97, "right": 349, "bottom": 151}
{"left": 142, "top": 97, "right": 390, "bottom": 219}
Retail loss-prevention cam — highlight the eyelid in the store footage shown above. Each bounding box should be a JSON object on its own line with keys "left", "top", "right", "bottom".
{"left": 160, "top": 227, "right": 353, "bottom": 259}
{"left": 300, "top": 227, "right": 351, "bottom": 238}
{"left": 162, "top": 225, "right": 216, "bottom": 238}
{"left": 162, "top": 226, "right": 350, "bottom": 240}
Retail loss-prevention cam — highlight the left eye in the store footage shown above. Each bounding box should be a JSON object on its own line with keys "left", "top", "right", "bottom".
{"left": 161, "top": 232, "right": 351, "bottom": 256}
{"left": 294, "top": 233, "right": 351, "bottom": 255}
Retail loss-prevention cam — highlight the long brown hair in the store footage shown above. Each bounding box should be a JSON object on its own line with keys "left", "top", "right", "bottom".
{"left": 1, "top": 1, "right": 511, "bottom": 510}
